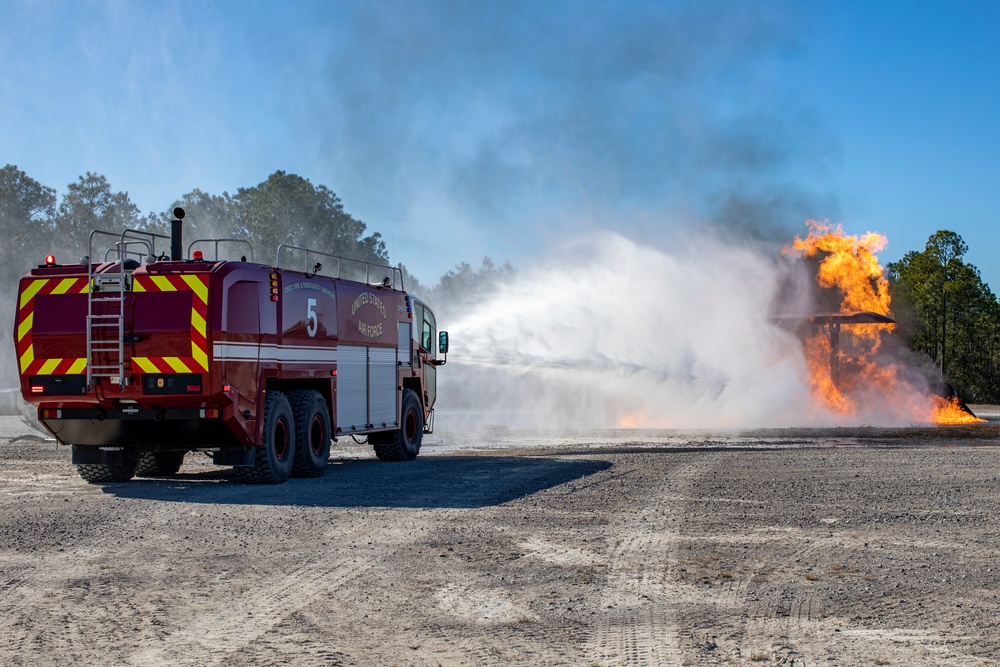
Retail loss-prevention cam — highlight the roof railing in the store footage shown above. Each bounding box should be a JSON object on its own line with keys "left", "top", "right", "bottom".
{"left": 88, "top": 228, "right": 171, "bottom": 267}
{"left": 275, "top": 244, "right": 404, "bottom": 291}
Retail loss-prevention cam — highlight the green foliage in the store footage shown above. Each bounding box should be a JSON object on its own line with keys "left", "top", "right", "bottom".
{"left": 54, "top": 172, "right": 149, "bottom": 259}
{"left": 0, "top": 164, "right": 56, "bottom": 279}
{"left": 888, "top": 230, "right": 1000, "bottom": 402}
{"left": 162, "top": 171, "right": 388, "bottom": 267}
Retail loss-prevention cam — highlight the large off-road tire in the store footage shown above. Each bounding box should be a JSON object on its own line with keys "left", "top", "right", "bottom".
{"left": 135, "top": 451, "right": 185, "bottom": 477}
{"left": 76, "top": 451, "right": 141, "bottom": 483}
{"left": 234, "top": 391, "right": 296, "bottom": 484}
{"left": 371, "top": 389, "right": 423, "bottom": 462}
{"left": 289, "top": 390, "right": 331, "bottom": 478}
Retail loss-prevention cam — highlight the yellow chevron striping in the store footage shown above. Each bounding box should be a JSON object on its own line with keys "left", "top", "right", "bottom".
{"left": 182, "top": 274, "right": 208, "bottom": 303}
{"left": 19, "top": 279, "right": 47, "bottom": 309}
{"left": 19, "top": 345, "right": 34, "bottom": 373}
{"left": 38, "top": 358, "right": 62, "bottom": 375}
{"left": 165, "top": 357, "right": 192, "bottom": 373}
{"left": 17, "top": 312, "right": 33, "bottom": 342}
{"left": 191, "top": 343, "right": 208, "bottom": 370}
{"left": 132, "top": 357, "right": 160, "bottom": 374}
{"left": 51, "top": 278, "right": 79, "bottom": 295}
{"left": 151, "top": 275, "right": 176, "bottom": 292}
{"left": 191, "top": 310, "right": 206, "bottom": 338}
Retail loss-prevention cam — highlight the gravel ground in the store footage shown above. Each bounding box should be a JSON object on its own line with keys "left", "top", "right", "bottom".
{"left": 2, "top": 415, "right": 1000, "bottom": 666}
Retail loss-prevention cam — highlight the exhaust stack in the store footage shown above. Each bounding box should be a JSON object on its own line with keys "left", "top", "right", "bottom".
{"left": 171, "top": 207, "right": 185, "bottom": 261}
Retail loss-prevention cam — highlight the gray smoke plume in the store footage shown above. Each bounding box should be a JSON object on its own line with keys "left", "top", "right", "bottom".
{"left": 315, "top": 0, "right": 839, "bottom": 276}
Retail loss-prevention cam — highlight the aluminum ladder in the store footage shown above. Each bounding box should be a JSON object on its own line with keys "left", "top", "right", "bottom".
{"left": 86, "top": 259, "right": 129, "bottom": 388}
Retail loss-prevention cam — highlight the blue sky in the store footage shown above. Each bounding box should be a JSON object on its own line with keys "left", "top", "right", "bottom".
{"left": 2, "top": 0, "right": 998, "bottom": 290}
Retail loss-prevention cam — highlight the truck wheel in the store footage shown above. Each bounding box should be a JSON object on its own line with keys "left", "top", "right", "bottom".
{"left": 235, "top": 391, "right": 296, "bottom": 484}
{"left": 135, "top": 451, "right": 185, "bottom": 477}
{"left": 289, "top": 390, "right": 331, "bottom": 478}
{"left": 371, "top": 389, "right": 423, "bottom": 462}
{"left": 76, "top": 451, "right": 140, "bottom": 483}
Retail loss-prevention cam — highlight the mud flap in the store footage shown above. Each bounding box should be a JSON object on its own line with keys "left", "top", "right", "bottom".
{"left": 214, "top": 448, "right": 255, "bottom": 466}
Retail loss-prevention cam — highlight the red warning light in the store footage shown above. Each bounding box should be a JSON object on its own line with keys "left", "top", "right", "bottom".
{"left": 192, "top": 250, "right": 204, "bottom": 261}
{"left": 44, "top": 255, "right": 56, "bottom": 266}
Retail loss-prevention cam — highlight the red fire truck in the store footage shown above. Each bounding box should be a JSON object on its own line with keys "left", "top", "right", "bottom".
{"left": 13, "top": 209, "right": 448, "bottom": 484}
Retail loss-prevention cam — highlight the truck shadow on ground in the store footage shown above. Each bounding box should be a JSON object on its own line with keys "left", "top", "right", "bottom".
{"left": 100, "top": 455, "right": 613, "bottom": 509}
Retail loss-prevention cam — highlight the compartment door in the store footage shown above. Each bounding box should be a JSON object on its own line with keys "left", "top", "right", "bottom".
{"left": 336, "top": 345, "right": 368, "bottom": 433}
{"left": 369, "top": 347, "right": 397, "bottom": 429}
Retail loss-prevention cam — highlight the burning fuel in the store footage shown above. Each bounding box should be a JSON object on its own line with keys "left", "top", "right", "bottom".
{"left": 784, "top": 221, "right": 984, "bottom": 425}
{"left": 441, "top": 224, "right": 984, "bottom": 429}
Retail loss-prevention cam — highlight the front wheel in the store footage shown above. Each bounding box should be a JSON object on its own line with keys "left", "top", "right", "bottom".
{"left": 234, "top": 391, "right": 296, "bottom": 484}
{"left": 371, "top": 389, "right": 423, "bottom": 461}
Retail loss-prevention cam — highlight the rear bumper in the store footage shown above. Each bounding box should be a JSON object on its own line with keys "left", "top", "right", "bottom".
{"left": 41, "top": 406, "right": 241, "bottom": 448}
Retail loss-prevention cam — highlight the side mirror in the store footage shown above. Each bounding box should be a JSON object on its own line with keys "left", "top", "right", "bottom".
{"left": 439, "top": 331, "right": 449, "bottom": 355}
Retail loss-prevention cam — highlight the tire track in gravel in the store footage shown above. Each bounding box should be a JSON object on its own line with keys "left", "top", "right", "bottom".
{"left": 127, "top": 518, "right": 424, "bottom": 666}
{"left": 584, "top": 459, "right": 705, "bottom": 667}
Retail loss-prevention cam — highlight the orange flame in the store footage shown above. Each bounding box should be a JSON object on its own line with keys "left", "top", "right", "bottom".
{"left": 933, "top": 396, "right": 986, "bottom": 425}
{"left": 618, "top": 411, "right": 642, "bottom": 428}
{"left": 786, "top": 221, "right": 981, "bottom": 426}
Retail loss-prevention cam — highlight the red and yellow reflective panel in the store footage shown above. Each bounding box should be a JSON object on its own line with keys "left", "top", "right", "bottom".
{"left": 16, "top": 277, "right": 90, "bottom": 375}
{"left": 131, "top": 274, "right": 209, "bottom": 374}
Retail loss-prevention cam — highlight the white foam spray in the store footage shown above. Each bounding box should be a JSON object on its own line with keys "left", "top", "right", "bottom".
{"left": 439, "top": 229, "right": 837, "bottom": 429}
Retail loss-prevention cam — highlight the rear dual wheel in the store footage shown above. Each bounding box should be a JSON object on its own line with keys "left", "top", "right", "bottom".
{"left": 234, "top": 391, "right": 295, "bottom": 484}
{"left": 289, "top": 390, "right": 331, "bottom": 478}
{"left": 135, "top": 451, "right": 185, "bottom": 477}
{"left": 76, "top": 450, "right": 141, "bottom": 483}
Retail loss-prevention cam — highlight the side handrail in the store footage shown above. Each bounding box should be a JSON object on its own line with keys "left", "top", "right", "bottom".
{"left": 187, "top": 238, "right": 254, "bottom": 262}
{"left": 275, "top": 244, "right": 404, "bottom": 291}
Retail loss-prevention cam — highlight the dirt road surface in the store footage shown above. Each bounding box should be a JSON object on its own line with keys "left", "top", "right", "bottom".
{"left": 2, "top": 415, "right": 1000, "bottom": 666}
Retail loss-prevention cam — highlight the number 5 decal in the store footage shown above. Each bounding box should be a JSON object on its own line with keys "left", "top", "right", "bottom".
{"left": 306, "top": 297, "right": 318, "bottom": 337}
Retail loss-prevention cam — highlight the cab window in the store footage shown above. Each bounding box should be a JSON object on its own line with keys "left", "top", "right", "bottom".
{"left": 421, "top": 309, "right": 436, "bottom": 356}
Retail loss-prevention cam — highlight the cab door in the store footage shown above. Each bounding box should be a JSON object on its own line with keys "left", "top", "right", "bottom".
{"left": 413, "top": 300, "right": 438, "bottom": 409}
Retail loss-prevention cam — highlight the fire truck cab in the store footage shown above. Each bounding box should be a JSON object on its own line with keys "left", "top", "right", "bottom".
{"left": 13, "top": 210, "right": 448, "bottom": 484}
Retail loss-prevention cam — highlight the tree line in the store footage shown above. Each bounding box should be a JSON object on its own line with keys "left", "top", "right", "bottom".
{"left": 0, "top": 165, "right": 390, "bottom": 274}
{"left": 887, "top": 230, "right": 1000, "bottom": 403}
